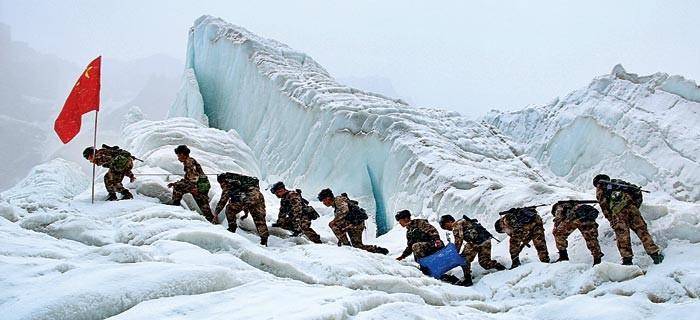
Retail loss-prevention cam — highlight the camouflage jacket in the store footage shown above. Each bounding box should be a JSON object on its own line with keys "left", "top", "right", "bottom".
{"left": 179, "top": 157, "right": 205, "bottom": 184}
{"left": 332, "top": 195, "right": 351, "bottom": 221}
{"left": 280, "top": 190, "right": 304, "bottom": 220}
{"left": 596, "top": 187, "right": 611, "bottom": 218}
{"left": 400, "top": 219, "right": 441, "bottom": 259}
{"left": 452, "top": 218, "right": 489, "bottom": 248}
{"left": 214, "top": 181, "right": 232, "bottom": 215}
{"left": 93, "top": 148, "right": 134, "bottom": 178}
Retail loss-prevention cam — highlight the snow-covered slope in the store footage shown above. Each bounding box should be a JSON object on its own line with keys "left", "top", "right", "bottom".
{"left": 485, "top": 65, "right": 700, "bottom": 202}
{"left": 171, "top": 15, "right": 577, "bottom": 235}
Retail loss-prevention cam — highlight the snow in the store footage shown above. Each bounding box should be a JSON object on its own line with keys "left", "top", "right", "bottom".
{"left": 1, "top": 16, "right": 699, "bottom": 320}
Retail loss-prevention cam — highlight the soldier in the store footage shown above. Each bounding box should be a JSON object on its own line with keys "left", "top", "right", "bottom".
{"left": 593, "top": 174, "right": 663, "bottom": 265}
{"left": 270, "top": 181, "right": 321, "bottom": 243}
{"left": 167, "top": 145, "right": 216, "bottom": 224}
{"left": 318, "top": 188, "right": 388, "bottom": 254}
{"left": 551, "top": 201, "right": 603, "bottom": 265}
{"left": 395, "top": 210, "right": 443, "bottom": 263}
{"left": 495, "top": 207, "right": 550, "bottom": 269}
{"left": 83, "top": 145, "right": 135, "bottom": 201}
{"left": 215, "top": 172, "right": 269, "bottom": 246}
{"left": 439, "top": 215, "right": 505, "bottom": 286}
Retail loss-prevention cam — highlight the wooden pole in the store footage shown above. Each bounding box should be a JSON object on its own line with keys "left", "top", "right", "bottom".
{"left": 91, "top": 110, "right": 99, "bottom": 204}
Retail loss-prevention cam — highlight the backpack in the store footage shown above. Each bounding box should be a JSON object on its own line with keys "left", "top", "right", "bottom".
{"left": 341, "top": 193, "right": 368, "bottom": 224}
{"left": 297, "top": 189, "right": 319, "bottom": 220}
{"left": 574, "top": 204, "right": 599, "bottom": 222}
{"left": 604, "top": 179, "right": 643, "bottom": 214}
{"left": 462, "top": 216, "right": 492, "bottom": 244}
{"left": 221, "top": 173, "right": 259, "bottom": 195}
{"left": 507, "top": 207, "right": 537, "bottom": 228}
{"left": 196, "top": 176, "right": 211, "bottom": 194}
{"left": 102, "top": 144, "right": 133, "bottom": 172}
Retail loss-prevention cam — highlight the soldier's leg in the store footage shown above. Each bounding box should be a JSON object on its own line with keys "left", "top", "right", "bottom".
{"left": 460, "top": 243, "right": 476, "bottom": 280}
{"left": 579, "top": 222, "right": 603, "bottom": 263}
{"left": 225, "top": 202, "right": 244, "bottom": 233}
{"left": 170, "top": 181, "right": 191, "bottom": 205}
{"left": 298, "top": 218, "right": 322, "bottom": 243}
{"left": 612, "top": 216, "right": 634, "bottom": 262}
{"left": 509, "top": 235, "right": 524, "bottom": 268}
{"left": 193, "top": 192, "right": 215, "bottom": 223}
{"left": 347, "top": 224, "right": 387, "bottom": 254}
{"left": 103, "top": 172, "right": 118, "bottom": 200}
{"left": 329, "top": 219, "right": 351, "bottom": 246}
{"left": 531, "top": 220, "right": 550, "bottom": 263}
{"left": 411, "top": 242, "right": 435, "bottom": 261}
{"left": 553, "top": 222, "right": 575, "bottom": 253}
{"left": 627, "top": 209, "right": 660, "bottom": 255}
{"left": 245, "top": 189, "right": 269, "bottom": 245}
{"left": 476, "top": 241, "right": 505, "bottom": 270}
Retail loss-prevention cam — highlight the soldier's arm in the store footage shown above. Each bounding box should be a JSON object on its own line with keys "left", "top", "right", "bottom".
{"left": 453, "top": 222, "right": 464, "bottom": 250}
{"left": 398, "top": 244, "right": 413, "bottom": 260}
{"left": 334, "top": 198, "right": 350, "bottom": 220}
{"left": 420, "top": 220, "right": 441, "bottom": 242}
{"left": 184, "top": 159, "right": 201, "bottom": 183}
{"left": 595, "top": 188, "right": 611, "bottom": 216}
{"left": 290, "top": 193, "right": 304, "bottom": 219}
{"left": 214, "top": 185, "right": 230, "bottom": 215}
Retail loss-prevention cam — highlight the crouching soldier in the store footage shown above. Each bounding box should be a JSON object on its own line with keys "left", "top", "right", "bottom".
{"left": 439, "top": 215, "right": 505, "bottom": 286}
{"left": 271, "top": 182, "right": 321, "bottom": 243}
{"left": 167, "top": 145, "right": 216, "bottom": 224}
{"left": 495, "top": 206, "right": 550, "bottom": 269}
{"left": 593, "top": 174, "right": 663, "bottom": 265}
{"left": 318, "top": 188, "right": 388, "bottom": 254}
{"left": 552, "top": 201, "right": 603, "bottom": 265}
{"left": 395, "top": 210, "right": 444, "bottom": 264}
{"left": 215, "top": 172, "right": 269, "bottom": 246}
{"left": 83, "top": 144, "right": 136, "bottom": 201}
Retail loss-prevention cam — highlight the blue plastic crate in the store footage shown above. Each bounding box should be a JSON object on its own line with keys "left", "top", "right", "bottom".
{"left": 417, "top": 243, "right": 467, "bottom": 279}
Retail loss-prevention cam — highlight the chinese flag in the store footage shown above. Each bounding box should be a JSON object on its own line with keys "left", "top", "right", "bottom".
{"left": 54, "top": 56, "right": 101, "bottom": 144}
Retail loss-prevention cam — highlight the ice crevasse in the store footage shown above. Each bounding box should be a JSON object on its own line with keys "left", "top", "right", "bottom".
{"left": 169, "top": 15, "right": 573, "bottom": 235}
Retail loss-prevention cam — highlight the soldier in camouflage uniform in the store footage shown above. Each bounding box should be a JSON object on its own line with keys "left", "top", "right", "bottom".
{"left": 593, "top": 174, "right": 663, "bottom": 265}
{"left": 395, "top": 210, "right": 444, "bottom": 263}
{"left": 551, "top": 202, "right": 603, "bottom": 265}
{"left": 318, "top": 188, "right": 388, "bottom": 254}
{"left": 271, "top": 181, "right": 321, "bottom": 243}
{"left": 167, "top": 145, "right": 216, "bottom": 224}
{"left": 495, "top": 207, "right": 550, "bottom": 269}
{"left": 440, "top": 215, "right": 505, "bottom": 286}
{"left": 215, "top": 172, "right": 269, "bottom": 246}
{"left": 83, "top": 145, "right": 135, "bottom": 201}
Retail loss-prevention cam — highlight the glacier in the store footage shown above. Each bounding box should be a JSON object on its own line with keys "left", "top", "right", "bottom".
{"left": 1, "top": 15, "right": 699, "bottom": 320}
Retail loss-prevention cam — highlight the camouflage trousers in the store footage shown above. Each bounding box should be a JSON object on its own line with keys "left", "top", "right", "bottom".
{"left": 608, "top": 206, "right": 660, "bottom": 258}
{"left": 296, "top": 218, "right": 322, "bottom": 243}
{"left": 553, "top": 219, "right": 603, "bottom": 258}
{"left": 172, "top": 181, "right": 214, "bottom": 222}
{"left": 329, "top": 219, "right": 386, "bottom": 254}
{"left": 509, "top": 217, "right": 550, "bottom": 262}
{"left": 411, "top": 242, "right": 442, "bottom": 260}
{"left": 104, "top": 170, "right": 131, "bottom": 196}
{"left": 225, "top": 188, "right": 269, "bottom": 241}
{"left": 460, "top": 240, "right": 502, "bottom": 274}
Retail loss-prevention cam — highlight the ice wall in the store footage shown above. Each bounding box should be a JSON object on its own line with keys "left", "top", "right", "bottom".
{"left": 485, "top": 65, "right": 700, "bottom": 202}
{"left": 170, "top": 16, "right": 572, "bottom": 235}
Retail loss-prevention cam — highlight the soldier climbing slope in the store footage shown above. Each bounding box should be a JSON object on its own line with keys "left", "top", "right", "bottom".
{"left": 439, "top": 214, "right": 505, "bottom": 287}
{"left": 270, "top": 181, "right": 322, "bottom": 244}
{"left": 495, "top": 206, "right": 550, "bottom": 269}
{"left": 215, "top": 172, "right": 269, "bottom": 246}
{"left": 83, "top": 144, "right": 136, "bottom": 201}
{"left": 395, "top": 210, "right": 444, "bottom": 264}
{"left": 593, "top": 174, "right": 663, "bottom": 265}
{"left": 318, "top": 188, "right": 389, "bottom": 254}
{"left": 167, "top": 145, "right": 217, "bottom": 224}
{"left": 551, "top": 201, "right": 603, "bottom": 265}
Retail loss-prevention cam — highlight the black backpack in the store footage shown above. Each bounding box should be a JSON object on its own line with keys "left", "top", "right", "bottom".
{"left": 221, "top": 173, "right": 259, "bottom": 195}
{"left": 574, "top": 204, "right": 599, "bottom": 222}
{"left": 102, "top": 144, "right": 134, "bottom": 172}
{"left": 462, "top": 216, "right": 492, "bottom": 244}
{"left": 297, "top": 189, "right": 319, "bottom": 220}
{"left": 604, "top": 179, "right": 643, "bottom": 208}
{"left": 341, "top": 193, "right": 368, "bottom": 224}
{"left": 506, "top": 207, "right": 537, "bottom": 228}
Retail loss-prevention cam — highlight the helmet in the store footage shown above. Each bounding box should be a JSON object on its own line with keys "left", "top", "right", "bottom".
{"left": 494, "top": 218, "right": 504, "bottom": 233}
{"left": 174, "top": 145, "right": 190, "bottom": 155}
{"left": 394, "top": 210, "right": 411, "bottom": 221}
{"left": 83, "top": 147, "right": 95, "bottom": 159}
{"left": 317, "top": 188, "right": 334, "bottom": 201}
{"left": 270, "top": 181, "right": 285, "bottom": 194}
{"left": 593, "top": 174, "right": 610, "bottom": 187}
{"left": 439, "top": 215, "right": 455, "bottom": 228}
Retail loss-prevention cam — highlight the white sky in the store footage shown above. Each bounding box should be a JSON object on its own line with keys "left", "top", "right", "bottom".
{"left": 1, "top": 0, "right": 699, "bottom": 117}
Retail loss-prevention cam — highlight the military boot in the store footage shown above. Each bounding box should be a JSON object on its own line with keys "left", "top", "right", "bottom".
{"left": 376, "top": 247, "right": 389, "bottom": 255}
{"left": 455, "top": 276, "right": 473, "bottom": 287}
{"left": 621, "top": 257, "right": 633, "bottom": 265}
{"left": 121, "top": 190, "right": 134, "bottom": 200}
{"left": 510, "top": 257, "right": 521, "bottom": 269}
{"left": 260, "top": 237, "right": 268, "bottom": 246}
{"left": 227, "top": 224, "right": 237, "bottom": 233}
{"left": 650, "top": 252, "right": 664, "bottom": 264}
{"left": 556, "top": 250, "right": 569, "bottom": 262}
{"left": 106, "top": 193, "right": 118, "bottom": 201}
{"left": 593, "top": 255, "right": 602, "bottom": 266}
{"left": 494, "top": 263, "right": 506, "bottom": 271}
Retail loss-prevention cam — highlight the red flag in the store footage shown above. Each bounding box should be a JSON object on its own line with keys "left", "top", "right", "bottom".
{"left": 54, "top": 56, "right": 101, "bottom": 144}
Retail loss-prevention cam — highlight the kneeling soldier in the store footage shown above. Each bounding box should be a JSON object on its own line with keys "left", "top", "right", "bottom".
{"left": 495, "top": 206, "right": 550, "bottom": 269}
{"left": 271, "top": 181, "right": 321, "bottom": 243}
{"left": 215, "top": 172, "right": 269, "bottom": 246}
{"left": 167, "top": 145, "right": 216, "bottom": 223}
{"left": 83, "top": 144, "right": 135, "bottom": 201}
{"left": 552, "top": 201, "right": 603, "bottom": 265}
{"left": 395, "top": 210, "right": 443, "bottom": 265}
{"left": 318, "top": 188, "right": 388, "bottom": 254}
{"left": 594, "top": 174, "right": 663, "bottom": 265}
{"left": 439, "top": 215, "right": 505, "bottom": 286}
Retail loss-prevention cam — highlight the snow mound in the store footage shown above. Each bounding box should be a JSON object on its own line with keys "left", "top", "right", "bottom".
{"left": 485, "top": 65, "right": 700, "bottom": 202}
{"left": 170, "top": 15, "right": 574, "bottom": 235}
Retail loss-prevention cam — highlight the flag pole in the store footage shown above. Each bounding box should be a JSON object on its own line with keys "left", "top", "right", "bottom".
{"left": 91, "top": 110, "right": 99, "bottom": 204}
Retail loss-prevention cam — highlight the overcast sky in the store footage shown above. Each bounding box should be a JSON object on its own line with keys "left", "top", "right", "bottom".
{"left": 1, "top": 0, "right": 698, "bottom": 117}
